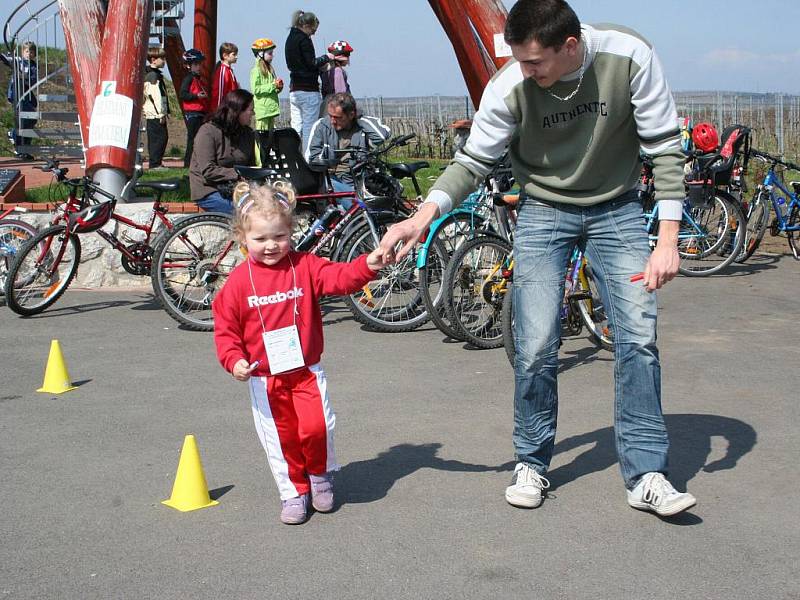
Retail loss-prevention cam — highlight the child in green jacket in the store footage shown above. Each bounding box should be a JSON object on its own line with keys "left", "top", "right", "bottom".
{"left": 250, "top": 38, "right": 283, "bottom": 132}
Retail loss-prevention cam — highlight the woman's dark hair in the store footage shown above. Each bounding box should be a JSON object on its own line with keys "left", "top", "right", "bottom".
{"left": 206, "top": 88, "right": 254, "bottom": 137}
{"left": 291, "top": 10, "right": 318, "bottom": 29}
{"left": 504, "top": 0, "right": 581, "bottom": 50}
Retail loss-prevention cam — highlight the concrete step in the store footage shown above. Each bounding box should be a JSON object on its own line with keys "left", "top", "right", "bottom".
{"left": 19, "top": 111, "right": 79, "bottom": 124}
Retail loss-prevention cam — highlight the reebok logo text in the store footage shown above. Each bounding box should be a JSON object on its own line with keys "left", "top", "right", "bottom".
{"left": 247, "top": 287, "right": 304, "bottom": 307}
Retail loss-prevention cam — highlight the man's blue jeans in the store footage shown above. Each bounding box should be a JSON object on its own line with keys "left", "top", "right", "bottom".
{"left": 511, "top": 190, "right": 668, "bottom": 489}
{"left": 196, "top": 191, "right": 233, "bottom": 214}
{"left": 330, "top": 175, "right": 354, "bottom": 211}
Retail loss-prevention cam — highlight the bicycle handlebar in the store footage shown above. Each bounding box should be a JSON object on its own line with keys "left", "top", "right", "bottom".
{"left": 749, "top": 148, "right": 800, "bottom": 172}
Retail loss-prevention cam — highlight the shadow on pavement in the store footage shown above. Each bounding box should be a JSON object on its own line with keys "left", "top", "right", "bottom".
{"left": 10, "top": 296, "right": 161, "bottom": 318}
{"left": 525, "top": 413, "right": 757, "bottom": 492}
{"left": 337, "top": 442, "right": 499, "bottom": 505}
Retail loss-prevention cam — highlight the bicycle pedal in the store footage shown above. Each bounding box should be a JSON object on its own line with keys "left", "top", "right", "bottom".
{"left": 357, "top": 296, "right": 375, "bottom": 309}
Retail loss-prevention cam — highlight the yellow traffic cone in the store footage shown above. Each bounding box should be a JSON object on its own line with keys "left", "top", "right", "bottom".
{"left": 37, "top": 340, "right": 77, "bottom": 394}
{"left": 162, "top": 435, "right": 219, "bottom": 512}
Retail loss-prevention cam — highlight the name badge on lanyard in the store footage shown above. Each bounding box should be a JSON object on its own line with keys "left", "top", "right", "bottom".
{"left": 262, "top": 325, "right": 305, "bottom": 374}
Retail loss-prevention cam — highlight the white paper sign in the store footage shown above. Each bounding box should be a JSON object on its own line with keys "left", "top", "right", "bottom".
{"left": 262, "top": 325, "right": 305, "bottom": 374}
{"left": 494, "top": 33, "right": 512, "bottom": 58}
{"left": 88, "top": 93, "right": 133, "bottom": 149}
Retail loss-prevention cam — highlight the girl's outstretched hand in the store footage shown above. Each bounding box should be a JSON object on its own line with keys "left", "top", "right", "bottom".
{"left": 366, "top": 248, "right": 389, "bottom": 272}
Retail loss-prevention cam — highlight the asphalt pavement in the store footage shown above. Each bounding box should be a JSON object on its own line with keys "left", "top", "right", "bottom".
{"left": 1, "top": 254, "right": 798, "bottom": 599}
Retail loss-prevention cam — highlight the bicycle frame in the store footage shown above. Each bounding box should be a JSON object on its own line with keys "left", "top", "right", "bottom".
{"left": 760, "top": 169, "right": 800, "bottom": 232}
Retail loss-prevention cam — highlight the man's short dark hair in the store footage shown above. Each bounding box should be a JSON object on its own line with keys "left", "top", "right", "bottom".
{"left": 504, "top": 0, "right": 581, "bottom": 50}
{"left": 327, "top": 92, "right": 357, "bottom": 115}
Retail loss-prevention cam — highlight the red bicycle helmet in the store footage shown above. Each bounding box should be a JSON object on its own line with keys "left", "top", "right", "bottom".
{"left": 68, "top": 200, "right": 115, "bottom": 233}
{"left": 328, "top": 40, "right": 354, "bottom": 56}
{"left": 692, "top": 122, "right": 719, "bottom": 153}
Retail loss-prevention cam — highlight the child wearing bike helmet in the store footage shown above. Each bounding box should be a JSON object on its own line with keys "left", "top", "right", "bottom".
{"left": 212, "top": 181, "right": 386, "bottom": 525}
{"left": 250, "top": 38, "right": 283, "bottom": 132}
{"left": 319, "top": 40, "right": 353, "bottom": 117}
{"left": 180, "top": 48, "right": 210, "bottom": 168}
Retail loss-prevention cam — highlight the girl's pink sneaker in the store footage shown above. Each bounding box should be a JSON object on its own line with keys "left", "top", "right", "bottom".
{"left": 309, "top": 474, "right": 334, "bottom": 512}
{"left": 280, "top": 494, "right": 309, "bottom": 524}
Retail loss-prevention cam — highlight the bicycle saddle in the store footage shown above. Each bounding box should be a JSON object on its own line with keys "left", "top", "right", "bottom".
{"left": 234, "top": 166, "right": 278, "bottom": 181}
{"left": 136, "top": 180, "right": 181, "bottom": 192}
{"left": 390, "top": 162, "right": 429, "bottom": 179}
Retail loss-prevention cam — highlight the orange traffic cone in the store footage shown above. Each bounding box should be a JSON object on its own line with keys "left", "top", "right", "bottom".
{"left": 162, "top": 435, "right": 219, "bottom": 512}
{"left": 37, "top": 340, "right": 77, "bottom": 394}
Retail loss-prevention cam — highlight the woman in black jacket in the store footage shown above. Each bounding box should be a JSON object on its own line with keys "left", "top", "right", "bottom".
{"left": 284, "top": 10, "right": 333, "bottom": 152}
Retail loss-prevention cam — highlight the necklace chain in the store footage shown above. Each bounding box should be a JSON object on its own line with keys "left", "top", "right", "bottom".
{"left": 546, "top": 38, "right": 589, "bottom": 102}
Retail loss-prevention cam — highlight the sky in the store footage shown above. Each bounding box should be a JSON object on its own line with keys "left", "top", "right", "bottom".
{"left": 176, "top": 0, "right": 800, "bottom": 97}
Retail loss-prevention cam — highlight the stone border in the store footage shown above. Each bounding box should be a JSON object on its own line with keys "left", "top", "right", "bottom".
{"left": 5, "top": 202, "right": 210, "bottom": 288}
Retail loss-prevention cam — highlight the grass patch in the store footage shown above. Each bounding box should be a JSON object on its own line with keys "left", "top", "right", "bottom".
{"left": 22, "top": 158, "right": 449, "bottom": 205}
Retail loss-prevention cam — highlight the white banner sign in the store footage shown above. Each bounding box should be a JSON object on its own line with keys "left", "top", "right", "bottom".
{"left": 88, "top": 92, "right": 133, "bottom": 149}
{"left": 494, "top": 33, "right": 512, "bottom": 58}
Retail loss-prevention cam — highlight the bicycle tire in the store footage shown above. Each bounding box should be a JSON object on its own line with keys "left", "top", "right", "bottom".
{"left": 339, "top": 221, "right": 433, "bottom": 332}
{"left": 501, "top": 281, "right": 515, "bottom": 367}
{"left": 420, "top": 212, "right": 487, "bottom": 340}
{"left": 4, "top": 224, "right": 81, "bottom": 316}
{"left": 443, "top": 234, "right": 511, "bottom": 349}
{"left": 0, "top": 218, "right": 38, "bottom": 296}
{"left": 151, "top": 213, "right": 240, "bottom": 331}
{"left": 678, "top": 192, "right": 745, "bottom": 276}
{"left": 574, "top": 262, "right": 613, "bottom": 351}
{"left": 735, "top": 190, "right": 771, "bottom": 263}
{"left": 787, "top": 204, "right": 800, "bottom": 260}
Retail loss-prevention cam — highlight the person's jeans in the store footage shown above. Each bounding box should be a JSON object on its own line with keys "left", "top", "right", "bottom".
{"left": 511, "top": 190, "right": 668, "bottom": 490}
{"left": 196, "top": 191, "right": 233, "bottom": 214}
{"left": 146, "top": 118, "right": 168, "bottom": 168}
{"left": 183, "top": 113, "right": 204, "bottom": 168}
{"left": 330, "top": 175, "right": 354, "bottom": 211}
{"left": 289, "top": 90, "right": 321, "bottom": 152}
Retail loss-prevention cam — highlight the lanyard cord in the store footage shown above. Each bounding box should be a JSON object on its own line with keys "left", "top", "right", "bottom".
{"left": 246, "top": 254, "right": 299, "bottom": 336}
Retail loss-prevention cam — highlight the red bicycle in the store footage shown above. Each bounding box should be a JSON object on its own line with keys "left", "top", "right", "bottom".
{"left": 3, "top": 160, "right": 180, "bottom": 315}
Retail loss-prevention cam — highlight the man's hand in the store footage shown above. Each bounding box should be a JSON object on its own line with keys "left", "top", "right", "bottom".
{"left": 377, "top": 202, "right": 439, "bottom": 263}
{"left": 643, "top": 219, "right": 680, "bottom": 291}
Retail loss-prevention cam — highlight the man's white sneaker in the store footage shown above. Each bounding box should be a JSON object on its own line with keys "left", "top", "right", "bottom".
{"left": 627, "top": 472, "right": 696, "bottom": 516}
{"left": 505, "top": 463, "right": 550, "bottom": 508}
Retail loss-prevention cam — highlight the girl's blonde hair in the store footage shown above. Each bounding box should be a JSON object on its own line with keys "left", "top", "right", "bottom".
{"left": 257, "top": 56, "right": 275, "bottom": 78}
{"left": 231, "top": 180, "right": 297, "bottom": 243}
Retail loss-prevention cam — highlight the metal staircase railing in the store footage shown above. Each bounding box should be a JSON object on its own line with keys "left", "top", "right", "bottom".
{"left": 2, "top": 0, "right": 186, "bottom": 162}
{"left": 3, "top": 0, "right": 83, "bottom": 159}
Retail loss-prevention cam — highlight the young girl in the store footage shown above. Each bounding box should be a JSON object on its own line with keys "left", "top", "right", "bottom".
{"left": 250, "top": 38, "right": 283, "bottom": 132}
{"left": 212, "top": 181, "right": 386, "bottom": 525}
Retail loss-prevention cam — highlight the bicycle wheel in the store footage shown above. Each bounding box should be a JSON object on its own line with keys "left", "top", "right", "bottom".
{"left": 735, "top": 190, "right": 771, "bottom": 263}
{"left": 4, "top": 224, "right": 81, "bottom": 316}
{"left": 574, "top": 262, "right": 613, "bottom": 351}
{"left": 151, "top": 214, "right": 241, "bottom": 331}
{"left": 787, "top": 204, "right": 800, "bottom": 260}
{"left": 501, "top": 281, "right": 515, "bottom": 367}
{"left": 677, "top": 192, "right": 745, "bottom": 276}
{"left": 0, "top": 218, "right": 38, "bottom": 297}
{"left": 420, "top": 212, "right": 486, "bottom": 340}
{"left": 443, "top": 234, "right": 511, "bottom": 349}
{"left": 339, "top": 221, "right": 433, "bottom": 332}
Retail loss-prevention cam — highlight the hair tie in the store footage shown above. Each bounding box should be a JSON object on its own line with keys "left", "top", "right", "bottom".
{"left": 275, "top": 192, "right": 290, "bottom": 208}
{"left": 236, "top": 192, "right": 250, "bottom": 209}
{"left": 241, "top": 199, "right": 255, "bottom": 215}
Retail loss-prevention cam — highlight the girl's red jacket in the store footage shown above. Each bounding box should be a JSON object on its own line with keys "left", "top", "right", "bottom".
{"left": 213, "top": 252, "right": 376, "bottom": 376}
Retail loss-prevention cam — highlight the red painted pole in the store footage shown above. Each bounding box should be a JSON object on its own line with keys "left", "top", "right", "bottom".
{"left": 429, "top": 0, "right": 495, "bottom": 107}
{"left": 163, "top": 20, "right": 188, "bottom": 116}
{"left": 463, "top": 0, "right": 510, "bottom": 70}
{"left": 193, "top": 0, "right": 217, "bottom": 93}
{"left": 85, "top": 0, "right": 152, "bottom": 182}
{"left": 58, "top": 0, "right": 106, "bottom": 149}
